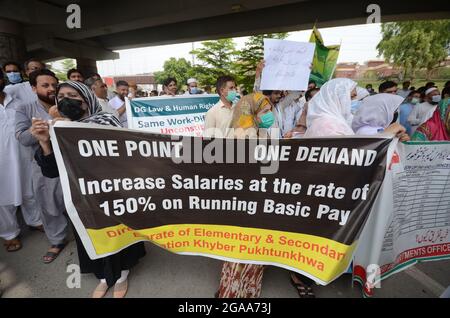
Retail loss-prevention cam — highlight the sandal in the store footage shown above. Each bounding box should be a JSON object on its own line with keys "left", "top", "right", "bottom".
{"left": 290, "top": 272, "right": 315, "bottom": 298}
{"left": 4, "top": 238, "right": 22, "bottom": 252}
{"left": 92, "top": 282, "right": 109, "bottom": 298}
{"left": 113, "top": 279, "right": 128, "bottom": 298}
{"left": 43, "top": 243, "right": 66, "bottom": 264}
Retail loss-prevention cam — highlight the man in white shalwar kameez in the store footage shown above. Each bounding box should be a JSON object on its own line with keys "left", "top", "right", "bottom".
{"left": 0, "top": 70, "right": 42, "bottom": 251}
{"left": 407, "top": 87, "right": 441, "bottom": 133}
{"left": 4, "top": 59, "right": 46, "bottom": 106}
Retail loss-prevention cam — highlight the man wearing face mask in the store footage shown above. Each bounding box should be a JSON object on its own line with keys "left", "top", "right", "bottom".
{"left": 3, "top": 61, "right": 24, "bottom": 85}
{"left": 408, "top": 86, "right": 441, "bottom": 131}
{"left": 203, "top": 75, "right": 239, "bottom": 138}
{"left": 185, "top": 78, "right": 204, "bottom": 95}
{"left": 399, "top": 90, "right": 421, "bottom": 135}
{"left": 15, "top": 69, "right": 69, "bottom": 263}
{"left": 5, "top": 58, "right": 46, "bottom": 105}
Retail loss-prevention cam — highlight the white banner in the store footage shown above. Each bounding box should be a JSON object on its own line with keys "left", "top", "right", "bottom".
{"left": 354, "top": 141, "right": 450, "bottom": 297}
{"left": 260, "top": 39, "right": 315, "bottom": 91}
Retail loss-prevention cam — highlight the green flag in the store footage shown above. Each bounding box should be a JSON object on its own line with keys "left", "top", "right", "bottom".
{"left": 309, "top": 26, "right": 340, "bottom": 86}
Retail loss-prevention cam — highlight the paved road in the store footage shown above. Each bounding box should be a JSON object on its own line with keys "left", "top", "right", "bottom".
{"left": 1, "top": 225, "right": 449, "bottom": 298}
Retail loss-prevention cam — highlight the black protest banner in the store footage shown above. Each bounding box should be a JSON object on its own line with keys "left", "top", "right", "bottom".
{"left": 51, "top": 121, "right": 393, "bottom": 284}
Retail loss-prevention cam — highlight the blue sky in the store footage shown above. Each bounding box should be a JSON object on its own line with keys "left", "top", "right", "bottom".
{"left": 96, "top": 23, "right": 382, "bottom": 77}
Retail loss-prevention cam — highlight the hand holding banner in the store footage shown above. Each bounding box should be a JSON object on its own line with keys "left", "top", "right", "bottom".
{"left": 51, "top": 121, "right": 393, "bottom": 285}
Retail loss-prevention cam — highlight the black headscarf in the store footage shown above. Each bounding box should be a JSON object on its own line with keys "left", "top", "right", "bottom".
{"left": 57, "top": 80, "right": 122, "bottom": 127}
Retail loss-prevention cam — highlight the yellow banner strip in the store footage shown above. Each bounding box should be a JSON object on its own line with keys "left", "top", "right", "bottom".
{"left": 87, "top": 224, "right": 356, "bottom": 283}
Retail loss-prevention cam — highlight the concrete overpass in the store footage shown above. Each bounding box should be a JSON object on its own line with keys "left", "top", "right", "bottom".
{"left": 0, "top": 0, "right": 449, "bottom": 75}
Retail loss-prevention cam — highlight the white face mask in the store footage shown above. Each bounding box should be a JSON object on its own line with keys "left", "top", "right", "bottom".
{"left": 431, "top": 95, "right": 441, "bottom": 104}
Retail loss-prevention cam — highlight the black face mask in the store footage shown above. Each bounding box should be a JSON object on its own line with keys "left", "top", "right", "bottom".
{"left": 57, "top": 97, "right": 85, "bottom": 121}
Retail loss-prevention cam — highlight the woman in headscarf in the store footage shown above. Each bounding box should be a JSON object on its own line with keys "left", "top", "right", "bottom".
{"left": 287, "top": 79, "right": 359, "bottom": 297}
{"left": 289, "top": 79, "right": 357, "bottom": 297}
{"left": 216, "top": 93, "right": 273, "bottom": 298}
{"left": 30, "top": 81, "right": 146, "bottom": 298}
{"left": 290, "top": 80, "right": 409, "bottom": 298}
{"left": 352, "top": 93, "right": 410, "bottom": 142}
{"left": 352, "top": 93, "right": 405, "bottom": 133}
{"left": 304, "top": 78, "right": 358, "bottom": 137}
{"left": 228, "top": 92, "right": 276, "bottom": 139}
{"left": 412, "top": 96, "right": 450, "bottom": 141}
{"left": 350, "top": 86, "right": 370, "bottom": 114}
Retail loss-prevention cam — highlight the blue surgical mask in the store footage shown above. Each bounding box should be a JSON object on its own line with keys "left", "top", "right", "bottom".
{"left": 226, "top": 90, "right": 238, "bottom": 103}
{"left": 190, "top": 87, "right": 198, "bottom": 94}
{"left": 6, "top": 72, "right": 22, "bottom": 84}
{"left": 350, "top": 100, "right": 361, "bottom": 114}
{"left": 258, "top": 111, "right": 275, "bottom": 128}
{"left": 431, "top": 95, "right": 441, "bottom": 104}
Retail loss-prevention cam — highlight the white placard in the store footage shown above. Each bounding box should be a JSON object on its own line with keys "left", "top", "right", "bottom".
{"left": 260, "top": 39, "right": 315, "bottom": 91}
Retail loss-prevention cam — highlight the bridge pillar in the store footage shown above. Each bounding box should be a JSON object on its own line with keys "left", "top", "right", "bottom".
{"left": 0, "top": 18, "right": 26, "bottom": 66}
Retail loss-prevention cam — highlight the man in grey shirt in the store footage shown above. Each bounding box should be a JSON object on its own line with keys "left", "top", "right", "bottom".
{"left": 15, "top": 69, "right": 68, "bottom": 263}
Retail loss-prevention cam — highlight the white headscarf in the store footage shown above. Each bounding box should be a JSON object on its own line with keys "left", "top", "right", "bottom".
{"left": 352, "top": 93, "right": 404, "bottom": 134}
{"left": 305, "top": 78, "right": 357, "bottom": 137}
{"left": 355, "top": 86, "right": 370, "bottom": 101}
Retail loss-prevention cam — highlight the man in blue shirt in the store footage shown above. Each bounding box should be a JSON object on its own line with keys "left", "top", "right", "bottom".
{"left": 399, "top": 90, "right": 421, "bottom": 135}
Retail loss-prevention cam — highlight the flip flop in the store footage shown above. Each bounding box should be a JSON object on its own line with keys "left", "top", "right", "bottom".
{"left": 113, "top": 279, "right": 128, "bottom": 298}
{"left": 4, "top": 238, "right": 22, "bottom": 252}
{"left": 43, "top": 243, "right": 66, "bottom": 264}
{"left": 290, "top": 273, "right": 315, "bottom": 298}
{"left": 92, "top": 282, "right": 109, "bottom": 298}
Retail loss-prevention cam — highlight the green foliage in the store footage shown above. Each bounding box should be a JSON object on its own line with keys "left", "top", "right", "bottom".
{"left": 48, "top": 58, "right": 75, "bottom": 81}
{"left": 155, "top": 33, "right": 290, "bottom": 90}
{"left": 154, "top": 57, "right": 194, "bottom": 89}
{"left": 190, "top": 39, "right": 238, "bottom": 86}
{"left": 363, "top": 70, "right": 378, "bottom": 80}
{"left": 436, "top": 67, "right": 450, "bottom": 79}
{"left": 377, "top": 20, "right": 450, "bottom": 80}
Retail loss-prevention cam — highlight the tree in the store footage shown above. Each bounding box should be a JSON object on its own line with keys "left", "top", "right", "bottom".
{"left": 377, "top": 20, "right": 450, "bottom": 80}
{"left": 235, "top": 33, "right": 289, "bottom": 92}
{"left": 48, "top": 58, "right": 76, "bottom": 81}
{"left": 153, "top": 57, "right": 194, "bottom": 89}
{"left": 190, "top": 39, "right": 238, "bottom": 86}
